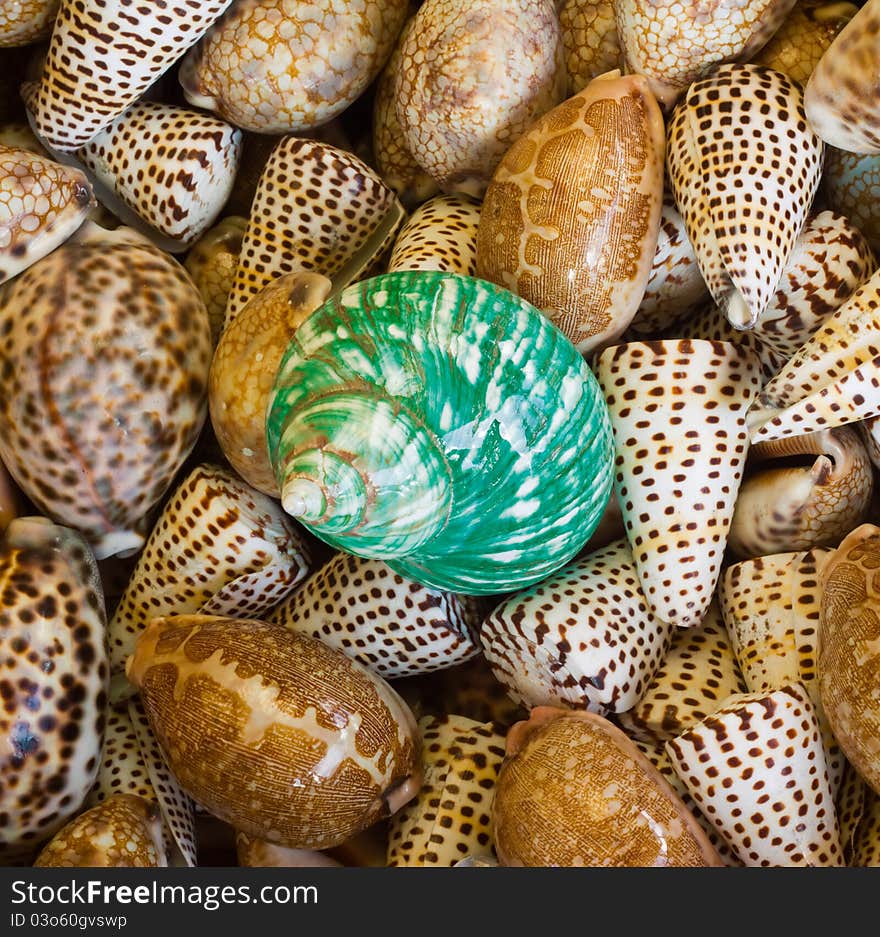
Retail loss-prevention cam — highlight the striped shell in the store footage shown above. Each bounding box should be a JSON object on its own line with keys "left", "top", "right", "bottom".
{"left": 0, "top": 0, "right": 59, "bottom": 47}
{"left": 388, "top": 194, "right": 481, "bottom": 276}
{"left": 559, "top": 0, "right": 623, "bottom": 95}
{"left": 127, "top": 615, "right": 421, "bottom": 850}
{"left": 267, "top": 271, "right": 615, "bottom": 595}
{"left": 269, "top": 553, "right": 481, "bottom": 680}
{"left": 822, "top": 147, "right": 880, "bottom": 251}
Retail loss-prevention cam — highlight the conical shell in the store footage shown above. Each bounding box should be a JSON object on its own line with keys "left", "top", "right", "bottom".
{"left": 23, "top": 0, "right": 233, "bottom": 152}
{"left": 481, "top": 537, "right": 673, "bottom": 714}
{"left": 805, "top": 0, "right": 880, "bottom": 153}
{"left": 666, "top": 683, "right": 843, "bottom": 866}
{"left": 0, "top": 0, "right": 58, "bottom": 47}
{"left": 476, "top": 71, "right": 665, "bottom": 356}
{"left": 822, "top": 146, "right": 880, "bottom": 251}
{"left": 388, "top": 194, "right": 480, "bottom": 276}
{"left": 667, "top": 64, "right": 824, "bottom": 330}
{"left": 76, "top": 102, "right": 243, "bottom": 248}
{"left": 837, "top": 759, "right": 868, "bottom": 862}
{"left": 267, "top": 271, "right": 615, "bottom": 595}
{"left": 852, "top": 787, "right": 880, "bottom": 866}
{"left": 387, "top": 715, "right": 505, "bottom": 866}
{"left": 559, "top": 0, "right": 623, "bottom": 95}
{"left": 596, "top": 339, "right": 761, "bottom": 627}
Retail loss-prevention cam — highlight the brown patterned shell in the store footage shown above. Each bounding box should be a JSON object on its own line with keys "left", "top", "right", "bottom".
{"left": 394, "top": 0, "right": 566, "bottom": 197}
{"left": 127, "top": 615, "right": 422, "bottom": 850}
{"left": 22, "top": 0, "right": 234, "bottom": 152}
{"left": 477, "top": 72, "right": 664, "bottom": 355}
{"left": 819, "top": 524, "right": 880, "bottom": 794}
{"left": 236, "top": 833, "right": 342, "bottom": 868}
{"left": 666, "top": 684, "right": 843, "bottom": 866}
{"left": 852, "top": 786, "right": 880, "bottom": 866}
{"left": 77, "top": 102, "right": 243, "bottom": 247}
{"left": 34, "top": 794, "right": 166, "bottom": 867}
{"left": 0, "top": 518, "right": 107, "bottom": 854}
{"left": 0, "top": 225, "right": 212, "bottom": 559}
{"left": 0, "top": 143, "right": 93, "bottom": 284}
{"left": 270, "top": 553, "right": 481, "bottom": 680}
{"left": 179, "top": 0, "right": 408, "bottom": 134}
{"left": 0, "top": 0, "right": 59, "bottom": 47}
{"left": 481, "top": 538, "right": 673, "bottom": 714}
{"left": 493, "top": 707, "right": 723, "bottom": 867}
{"left": 822, "top": 147, "right": 880, "bottom": 252}
{"left": 387, "top": 715, "right": 504, "bottom": 866}
{"left": 559, "top": 0, "right": 623, "bottom": 95}
{"left": 837, "top": 758, "right": 868, "bottom": 862}
{"left": 388, "top": 194, "right": 480, "bottom": 276}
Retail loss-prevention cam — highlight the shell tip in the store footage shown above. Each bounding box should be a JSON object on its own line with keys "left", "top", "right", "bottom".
{"left": 281, "top": 477, "right": 326, "bottom": 523}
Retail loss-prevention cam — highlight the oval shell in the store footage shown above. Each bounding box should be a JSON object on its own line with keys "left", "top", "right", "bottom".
{"left": 559, "top": 0, "right": 623, "bottom": 95}
{"left": 822, "top": 147, "right": 880, "bottom": 252}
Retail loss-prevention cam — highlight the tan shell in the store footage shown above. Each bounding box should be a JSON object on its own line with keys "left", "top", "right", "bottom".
{"left": 559, "top": 0, "right": 623, "bottom": 95}
{"left": 493, "top": 707, "right": 723, "bottom": 866}
{"left": 34, "top": 795, "right": 166, "bottom": 868}
{"left": 822, "top": 147, "right": 880, "bottom": 252}
{"left": 394, "top": 0, "right": 566, "bottom": 197}
{"left": 209, "top": 273, "right": 332, "bottom": 493}
{"left": 127, "top": 615, "right": 422, "bottom": 850}
{"left": 0, "top": 0, "right": 58, "bottom": 47}
{"left": 852, "top": 786, "right": 880, "bottom": 866}
{"left": 236, "top": 832, "right": 342, "bottom": 868}
{"left": 838, "top": 759, "right": 868, "bottom": 862}
{"left": 819, "top": 524, "right": 880, "bottom": 794}
{"left": 388, "top": 194, "right": 481, "bottom": 276}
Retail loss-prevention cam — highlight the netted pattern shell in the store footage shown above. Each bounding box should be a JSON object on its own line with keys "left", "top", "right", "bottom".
{"left": 0, "top": 0, "right": 58, "bottom": 47}
{"left": 823, "top": 147, "right": 880, "bottom": 251}
{"left": 559, "top": 0, "right": 623, "bottom": 95}
{"left": 267, "top": 271, "right": 615, "bottom": 595}
{"left": 388, "top": 194, "right": 480, "bottom": 276}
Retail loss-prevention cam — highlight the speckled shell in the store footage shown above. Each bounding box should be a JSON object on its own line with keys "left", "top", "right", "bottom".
{"left": 617, "top": 602, "right": 747, "bottom": 744}
{"left": 0, "top": 143, "right": 93, "bottom": 284}
{"left": 667, "top": 65, "right": 824, "bottom": 330}
{"left": 23, "top": 0, "right": 234, "bottom": 152}
{"left": 0, "top": 226, "right": 212, "bottom": 559}
{"left": 476, "top": 72, "right": 665, "bottom": 356}
{"left": 387, "top": 715, "right": 504, "bottom": 866}
{"left": 481, "top": 538, "right": 673, "bottom": 714}
{"left": 819, "top": 524, "right": 880, "bottom": 794}
{"left": 267, "top": 271, "right": 615, "bottom": 595}
{"left": 269, "top": 553, "right": 481, "bottom": 680}
{"left": 728, "top": 427, "right": 873, "bottom": 558}
{"left": 394, "top": 0, "right": 566, "bottom": 197}
{"left": 0, "top": 518, "right": 107, "bottom": 855}
{"left": 559, "top": 0, "right": 623, "bottom": 95}
{"left": 179, "top": 0, "right": 408, "bottom": 134}
{"left": 805, "top": 0, "right": 880, "bottom": 154}
{"left": 596, "top": 340, "right": 761, "bottom": 628}
{"left": 209, "top": 272, "right": 332, "bottom": 494}
{"left": 822, "top": 147, "right": 880, "bottom": 252}
{"left": 127, "top": 615, "right": 421, "bottom": 850}
{"left": 224, "top": 136, "right": 403, "bottom": 329}
{"left": 33, "top": 794, "right": 166, "bottom": 867}
{"left": 852, "top": 787, "right": 880, "bottom": 866}
{"left": 614, "top": 0, "right": 796, "bottom": 108}
{"left": 109, "top": 463, "right": 311, "bottom": 698}
{"left": 0, "top": 0, "right": 59, "bottom": 47}
{"left": 77, "top": 103, "right": 243, "bottom": 247}
{"left": 837, "top": 758, "right": 867, "bottom": 862}
{"left": 666, "top": 684, "right": 843, "bottom": 866}
{"left": 493, "top": 707, "right": 723, "bottom": 866}
{"left": 388, "top": 194, "right": 480, "bottom": 276}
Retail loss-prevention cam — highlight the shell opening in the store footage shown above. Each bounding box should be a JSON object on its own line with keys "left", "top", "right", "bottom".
{"left": 725, "top": 289, "right": 757, "bottom": 330}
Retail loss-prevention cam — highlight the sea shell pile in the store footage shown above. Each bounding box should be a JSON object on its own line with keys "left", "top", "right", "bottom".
{"left": 3, "top": 0, "right": 880, "bottom": 869}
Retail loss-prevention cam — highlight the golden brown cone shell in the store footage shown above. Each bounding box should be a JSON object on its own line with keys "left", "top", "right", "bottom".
{"left": 492, "top": 707, "right": 723, "bottom": 867}
{"left": 476, "top": 72, "right": 665, "bottom": 355}
{"left": 127, "top": 615, "right": 422, "bottom": 850}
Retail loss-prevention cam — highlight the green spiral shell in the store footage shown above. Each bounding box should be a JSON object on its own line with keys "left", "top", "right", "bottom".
{"left": 267, "top": 271, "right": 614, "bottom": 594}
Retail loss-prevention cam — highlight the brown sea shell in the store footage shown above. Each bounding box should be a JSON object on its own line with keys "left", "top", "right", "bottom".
{"left": 236, "top": 833, "right": 342, "bottom": 868}
{"left": 0, "top": 0, "right": 59, "bottom": 47}
{"left": 388, "top": 194, "right": 481, "bottom": 276}
{"left": 559, "top": 0, "right": 623, "bottom": 95}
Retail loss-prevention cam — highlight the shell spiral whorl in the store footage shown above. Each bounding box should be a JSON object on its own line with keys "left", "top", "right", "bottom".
{"left": 267, "top": 271, "right": 615, "bottom": 595}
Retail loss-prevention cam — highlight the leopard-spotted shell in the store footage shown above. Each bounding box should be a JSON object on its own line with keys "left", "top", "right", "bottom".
{"left": 837, "top": 758, "right": 868, "bottom": 862}
{"left": 852, "top": 787, "right": 880, "bottom": 866}
{"left": 559, "top": 0, "right": 623, "bottom": 95}
{"left": 0, "top": 0, "right": 59, "bottom": 47}
{"left": 388, "top": 194, "right": 480, "bottom": 276}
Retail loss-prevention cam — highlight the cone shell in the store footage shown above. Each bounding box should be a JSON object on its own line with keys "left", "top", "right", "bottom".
{"left": 666, "top": 684, "right": 843, "bottom": 866}
{"left": 109, "top": 463, "right": 311, "bottom": 697}
{"left": 270, "top": 554, "right": 481, "bottom": 680}
{"left": 481, "top": 538, "right": 673, "bottom": 714}
{"left": 0, "top": 143, "right": 93, "bottom": 284}
{"left": 819, "top": 524, "right": 880, "bottom": 794}
{"left": 388, "top": 194, "right": 480, "bottom": 276}
{"left": 179, "top": 0, "right": 407, "bottom": 134}
{"left": 126, "top": 615, "right": 421, "bottom": 850}
{"left": 559, "top": 0, "right": 623, "bottom": 95}
{"left": 23, "top": 0, "right": 233, "bottom": 152}
{"left": 209, "top": 272, "right": 332, "bottom": 494}
{"left": 596, "top": 339, "right": 761, "bottom": 628}
{"left": 394, "top": 0, "right": 566, "bottom": 197}
{"left": 822, "top": 147, "right": 880, "bottom": 251}
{"left": 493, "top": 707, "right": 723, "bottom": 866}
{"left": 387, "top": 715, "right": 505, "bottom": 866}
{"left": 667, "top": 64, "right": 824, "bottom": 330}
{"left": 852, "top": 787, "right": 880, "bottom": 866}
{"left": 476, "top": 71, "right": 665, "bottom": 356}
{"left": 837, "top": 759, "right": 867, "bottom": 862}
{"left": 805, "top": 0, "right": 880, "bottom": 153}
{"left": 76, "top": 102, "right": 243, "bottom": 247}
{"left": 0, "top": 0, "right": 59, "bottom": 47}
{"left": 267, "top": 271, "right": 615, "bottom": 595}
{"left": 0, "top": 226, "right": 212, "bottom": 559}
{"left": 0, "top": 518, "right": 107, "bottom": 855}
{"left": 224, "top": 136, "right": 403, "bottom": 328}
{"left": 617, "top": 602, "right": 747, "bottom": 744}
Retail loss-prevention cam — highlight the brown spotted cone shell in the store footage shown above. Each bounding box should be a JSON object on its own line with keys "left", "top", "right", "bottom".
{"left": 126, "top": 615, "right": 422, "bottom": 850}
{"left": 33, "top": 794, "right": 166, "bottom": 867}
{"left": 0, "top": 517, "right": 107, "bottom": 856}
{"left": 0, "top": 225, "right": 212, "bottom": 559}
{"left": 477, "top": 71, "right": 665, "bottom": 355}
{"left": 837, "top": 758, "right": 868, "bottom": 862}
{"left": 819, "top": 524, "right": 880, "bottom": 795}
{"left": 388, "top": 193, "right": 481, "bottom": 276}
{"left": 492, "top": 707, "right": 723, "bottom": 867}
{"left": 0, "top": 0, "right": 59, "bottom": 47}
{"left": 852, "top": 786, "right": 880, "bottom": 866}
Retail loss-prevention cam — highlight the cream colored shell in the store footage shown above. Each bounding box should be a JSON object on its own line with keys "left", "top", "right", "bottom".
{"left": 559, "top": 0, "right": 623, "bottom": 95}
{"left": 388, "top": 194, "right": 481, "bottom": 275}
{"left": 0, "top": 0, "right": 59, "bottom": 48}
